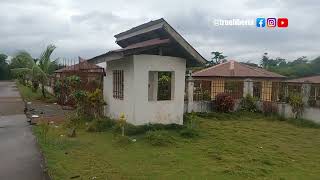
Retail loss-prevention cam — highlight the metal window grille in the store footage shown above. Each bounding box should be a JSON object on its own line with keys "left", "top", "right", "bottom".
{"left": 224, "top": 80, "right": 243, "bottom": 99}
{"left": 193, "top": 80, "right": 211, "bottom": 101}
{"left": 253, "top": 82, "right": 262, "bottom": 99}
{"left": 113, "top": 70, "right": 124, "bottom": 100}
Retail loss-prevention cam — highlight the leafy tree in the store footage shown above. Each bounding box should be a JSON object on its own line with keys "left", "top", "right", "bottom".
{"left": 11, "top": 45, "right": 56, "bottom": 97}
{"left": 10, "top": 51, "right": 34, "bottom": 85}
{"left": 0, "top": 53, "right": 10, "bottom": 80}
{"left": 48, "top": 60, "right": 63, "bottom": 75}
{"left": 209, "top": 51, "right": 227, "bottom": 66}
{"left": 9, "top": 51, "right": 34, "bottom": 69}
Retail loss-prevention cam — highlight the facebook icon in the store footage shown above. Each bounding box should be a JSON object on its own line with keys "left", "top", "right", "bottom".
{"left": 256, "top": 18, "right": 265, "bottom": 27}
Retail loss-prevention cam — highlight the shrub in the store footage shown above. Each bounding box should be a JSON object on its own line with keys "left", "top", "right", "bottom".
{"left": 86, "top": 89, "right": 107, "bottom": 118}
{"left": 288, "top": 94, "right": 304, "bottom": 119}
{"left": 184, "top": 112, "right": 197, "bottom": 128}
{"left": 145, "top": 130, "right": 175, "bottom": 146}
{"left": 215, "top": 93, "right": 235, "bottom": 112}
{"left": 63, "top": 114, "right": 87, "bottom": 129}
{"left": 239, "top": 94, "right": 258, "bottom": 112}
{"left": 262, "top": 101, "right": 278, "bottom": 115}
{"left": 179, "top": 128, "right": 199, "bottom": 138}
{"left": 86, "top": 118, "right": 116, "bottom": 132}
{"left": 72, "top": 89, "right": 106, "bottom": 118}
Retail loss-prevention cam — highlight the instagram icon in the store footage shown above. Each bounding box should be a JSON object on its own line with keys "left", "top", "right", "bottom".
{"left": 267, "top": 18, "right": 276, "bottom": 27}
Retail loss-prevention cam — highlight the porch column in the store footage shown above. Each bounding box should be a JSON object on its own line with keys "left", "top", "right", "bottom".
{"left": 301, "top": 83, "right": 311, "bottom": 106}
{"left": 243, "top": 79, "right": 253, "bottom": 97}
{"left": 186, "top": 76, "right": 194, "bottom": 113}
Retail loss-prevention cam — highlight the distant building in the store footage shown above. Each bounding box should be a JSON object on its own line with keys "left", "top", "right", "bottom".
{"left": 286, "top": 75, "right": 320, "bottom": 105}
{"left": 192, "top": 60, "right": 286, "bottom": 101}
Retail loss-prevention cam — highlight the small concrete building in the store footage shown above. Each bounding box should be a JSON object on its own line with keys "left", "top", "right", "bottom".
{"left": 89, "top": 18, "right": 206, "bottom": 125}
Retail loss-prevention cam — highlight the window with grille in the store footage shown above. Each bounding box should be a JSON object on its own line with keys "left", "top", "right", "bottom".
{"left": 253, "top": 82, "right": 262, "bottom": 99}
{"left": 224, "top": 81, "right": 243, "bottom": 99}
{"left": 113, "top": 70, "right": 124, "bottom": 100}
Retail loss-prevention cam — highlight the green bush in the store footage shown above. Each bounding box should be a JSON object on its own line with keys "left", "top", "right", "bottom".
{"left": 240, "top": 94, "right": 259, "bottom": 112}
{"left": 179, "top": 128, "right": 199, "bottom": 138}
{"left": 145, "top": 130, "right": 175, "bottom": 146}
{"left": 86, "top": 118, "right": 116, "bottom": 132}
{"left": 288, "top": 94, "right": 304, "bottom": 119}
{"left": 63, "top": 114, "right": 87, "bottom": 129}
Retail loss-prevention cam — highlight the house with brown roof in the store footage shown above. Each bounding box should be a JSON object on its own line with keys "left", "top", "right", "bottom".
{"left": 286, "top": 75, "right": 320, "bottom": 106}
{"left": 53, "top": 57, "right": 106, "bottom": 105}
{"left": 54, "top": 57, "right": 105, "bottom": 84}
{"left": 192, "top": 60, "right": 286, "bottom": 102}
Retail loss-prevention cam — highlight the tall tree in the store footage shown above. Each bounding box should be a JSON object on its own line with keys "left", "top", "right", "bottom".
{"left": 0, "top": 53, "right": 10, "bottom": 80}
{"left": 38, "top": 44, "right": 56, "bottom": 97}
{"left": 209, "top": 51, "right": 227, "bottom": 66}
{"left": 11, "top": 44, "right": 56, "bottom": 97}
{"left": 10, "top": 51, "right": 34, "bottom": 85}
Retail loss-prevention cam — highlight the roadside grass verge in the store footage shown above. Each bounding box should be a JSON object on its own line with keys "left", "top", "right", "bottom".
{"left": 16, "top": 82, "right": 56, "bottom": 103}
{"left": 34, "top": 112, "right": 320, "bottom": 179}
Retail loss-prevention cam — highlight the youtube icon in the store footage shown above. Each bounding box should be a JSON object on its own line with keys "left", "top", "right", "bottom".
{"left": 277, "top": 18, "right": 288, "bottom": 28}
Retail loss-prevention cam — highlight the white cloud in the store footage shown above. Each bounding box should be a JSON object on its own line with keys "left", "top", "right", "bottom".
{"left": 0, "top": 0, "right": 319, "bottom": 64}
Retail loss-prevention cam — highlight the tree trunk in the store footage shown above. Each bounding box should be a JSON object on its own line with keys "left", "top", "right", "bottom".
{"left": 41, "top": 83, "right": 46, "bottom": 98}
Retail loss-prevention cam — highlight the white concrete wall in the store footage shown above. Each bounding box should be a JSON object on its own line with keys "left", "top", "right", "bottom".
{"left": 184, "top": 101, "right": 212, "bottom": 113}
{"left": 277, "top": 103, "right": 320, "bottom": 124}
{"left": 104, "top": 56, "right": 135, "bottom": 122}
{"left": 104, "top": 55, "right": 186, "bottom": 125}
{"left": 132, "top": 55, "right": 186, "bottom": 125}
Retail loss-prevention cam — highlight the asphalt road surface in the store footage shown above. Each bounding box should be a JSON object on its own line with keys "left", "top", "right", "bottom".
{"left": 0, "top": 81, "right": 49, "bottom": 180}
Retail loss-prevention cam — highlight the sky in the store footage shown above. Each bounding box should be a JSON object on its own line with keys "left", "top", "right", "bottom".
{"left": 0, "top": 0, "right": 319, "bottom": 64}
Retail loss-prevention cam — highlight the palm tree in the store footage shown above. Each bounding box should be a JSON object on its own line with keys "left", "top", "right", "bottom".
{"left": 38, "top": 44, "right": 56, "bottom": 98}
{"left": 11, "top": 44, "right": 56, "bottom": 98}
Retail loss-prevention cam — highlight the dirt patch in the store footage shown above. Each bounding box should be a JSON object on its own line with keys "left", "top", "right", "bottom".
{"left": 26, "top": 101, "right": 74, "bottom": 124}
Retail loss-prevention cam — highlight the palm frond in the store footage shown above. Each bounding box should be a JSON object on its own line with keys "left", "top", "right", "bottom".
{"left": 39, "top": 44, "right": 56, "bottom": 73}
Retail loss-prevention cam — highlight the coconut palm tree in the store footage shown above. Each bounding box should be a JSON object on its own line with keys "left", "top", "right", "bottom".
{"left": 38, "top": 44, "right": 56, "bottom": 98}
{"left": 11, "top": 44, "right": 56, "bottom": 98}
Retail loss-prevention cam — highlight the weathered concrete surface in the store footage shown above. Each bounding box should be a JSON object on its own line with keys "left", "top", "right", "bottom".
{"left": 0, "top": 81, "right": 49, "bottom": 180}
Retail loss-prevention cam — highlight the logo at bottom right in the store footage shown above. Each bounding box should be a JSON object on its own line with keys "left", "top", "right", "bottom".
{"left": 277, "top": 18, "right": 288, "bottom": 28}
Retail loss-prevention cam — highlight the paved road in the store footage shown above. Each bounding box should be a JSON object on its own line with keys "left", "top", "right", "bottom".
{"left": 0, "top": 81, "right": 49, "bottom": 180}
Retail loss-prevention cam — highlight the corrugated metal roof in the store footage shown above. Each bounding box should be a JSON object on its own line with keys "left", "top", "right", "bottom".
{"left": 286, "top": 75, "right": 320, "bottom": 84}
{"left": 192, "top": 60, "right": 285, "bottom": 78}
{"left": 55, "top": 60, "right": 104, "bottom": 74}
{"left": 114, "top": 18, "right": 165, "bottom": 39}
{"left": 111, "top": 38, "right": 170, "bottom": 53}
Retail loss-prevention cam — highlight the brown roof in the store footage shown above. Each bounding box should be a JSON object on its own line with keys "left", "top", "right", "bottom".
{"left": 55, "top": 58, "right": 105, "bottom": 74}
{"left": 111, "top": 38, "right": 170, "bottom": 53}
{"left": 286, "top": 75, "right": 320, "bottom": 84}
{"left": 192, "top": 60, "right": 285, "bottom": 79}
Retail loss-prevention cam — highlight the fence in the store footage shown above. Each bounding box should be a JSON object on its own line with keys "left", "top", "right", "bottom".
{"left": 185, "top": 77, "right": 320, "bottom": 124}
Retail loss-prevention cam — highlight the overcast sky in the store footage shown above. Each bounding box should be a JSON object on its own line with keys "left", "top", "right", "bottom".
{"left": 1, "top": 0, "right": 319, "bottom": 64}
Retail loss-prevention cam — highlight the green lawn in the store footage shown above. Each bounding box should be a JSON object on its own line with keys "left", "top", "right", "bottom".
{"left": 34, "top": 113, "right": 320, "bottom": 180}
{"left": 16, "top": 82, "right": 56, "bottom": 103}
